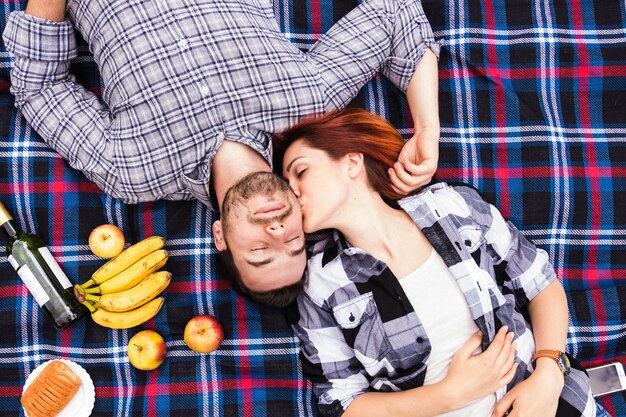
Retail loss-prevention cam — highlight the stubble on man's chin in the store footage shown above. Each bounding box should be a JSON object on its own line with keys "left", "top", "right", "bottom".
{"left": 221, "top": 172, "right": 292, "bottom": 225}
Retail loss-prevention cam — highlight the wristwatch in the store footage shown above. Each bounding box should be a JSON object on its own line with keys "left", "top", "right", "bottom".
{"left": 532, "top": 349, "right": 571, "bottom": 376}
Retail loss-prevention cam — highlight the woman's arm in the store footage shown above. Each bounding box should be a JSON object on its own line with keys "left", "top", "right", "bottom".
{"left": 344, "top": 326, "right": 518, "bottom": 417}
{"left": 389, "top": 48, "right": 440, "bottom": 195}
{"left": 528, "top": 279, "right": 569, "bottom": 360}
{"left": 491, "top": 280, "right": 568, "bottom": 417}
{"left": 453, "top": 185, "right": 569, "bottom": 417}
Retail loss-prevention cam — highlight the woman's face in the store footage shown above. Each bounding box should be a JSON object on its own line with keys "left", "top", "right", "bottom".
{"left": 282, "top": 139, "right": 349, "bottom": 233}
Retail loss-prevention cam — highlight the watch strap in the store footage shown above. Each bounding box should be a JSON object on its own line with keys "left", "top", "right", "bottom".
{"left": 532, "top": 349, "right": 571, "bottom": 377}
{"left": 533, "top": 349, "right": 561, "bottom": 362}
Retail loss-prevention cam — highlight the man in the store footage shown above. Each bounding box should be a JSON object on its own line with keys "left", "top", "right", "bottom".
{"left": 3, "top": 0, "right": 440, "bottom": 300}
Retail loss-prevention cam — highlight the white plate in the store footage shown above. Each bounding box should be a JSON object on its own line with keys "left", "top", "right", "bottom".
{"left": 22, "top": 359, "right": 95, "bottom": 417}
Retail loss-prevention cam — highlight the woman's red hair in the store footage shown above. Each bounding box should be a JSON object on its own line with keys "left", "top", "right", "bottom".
{"left": 273, "top": 108, "right": 406, "bottom": 203}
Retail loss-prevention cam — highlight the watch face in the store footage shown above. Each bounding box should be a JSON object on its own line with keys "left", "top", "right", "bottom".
{"left": 558, "top": 352, "right": 571, "bottom": 375}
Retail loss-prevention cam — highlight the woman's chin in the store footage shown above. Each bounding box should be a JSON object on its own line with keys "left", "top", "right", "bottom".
{"left": 302, "top": 218, "right": 318, "bottom": 234}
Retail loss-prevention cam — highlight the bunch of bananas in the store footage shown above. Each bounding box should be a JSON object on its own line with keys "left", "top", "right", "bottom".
{"left": 74, "top": 236, "right": 171, "bottom": 329}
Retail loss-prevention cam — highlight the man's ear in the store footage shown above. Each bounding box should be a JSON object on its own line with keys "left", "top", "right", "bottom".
{"left": 212, "top": 220, "right": 227, "bottom": 252}
{"left": 346, "top": 152, "right": 365, "bottom": 179}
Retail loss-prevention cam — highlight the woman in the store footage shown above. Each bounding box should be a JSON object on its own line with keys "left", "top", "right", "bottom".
{"left": 274, "top": 108, "right": 606, "bottom": 417}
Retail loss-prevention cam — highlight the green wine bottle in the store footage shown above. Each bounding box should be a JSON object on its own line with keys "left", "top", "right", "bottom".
{"left": 0, "top": 202, "right": 87, "bottom": 330}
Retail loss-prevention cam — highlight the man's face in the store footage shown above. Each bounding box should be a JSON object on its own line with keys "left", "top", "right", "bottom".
{"left": 215, "top": 172, "right": 306, "bottom": 293}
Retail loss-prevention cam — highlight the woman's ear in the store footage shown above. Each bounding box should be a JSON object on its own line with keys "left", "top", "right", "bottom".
{"left": 346, "top": 152, "right": 365, "bottom": 179}
{"left": 212, "top": 220, "right": 227, "bottom": 252}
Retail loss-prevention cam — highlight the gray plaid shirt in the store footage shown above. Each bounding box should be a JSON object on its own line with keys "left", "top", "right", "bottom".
{"left": 3, "top": 0, "right": 440, "bottom": 208}
{"left": 290, "top": 183, "right": 597, "bottom": 417}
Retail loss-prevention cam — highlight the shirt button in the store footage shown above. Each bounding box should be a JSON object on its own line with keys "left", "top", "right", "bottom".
{"left": 178, "top": 39, "right": 189, "bottom": 49}
{"left": 200, "top": 85, "right": 210, "bottom": 96}
{"left": 217, "top": 131, "right": 225, "bottom": 140}
{"left": 416, "top": 337, "right": 424, "bottom": 343}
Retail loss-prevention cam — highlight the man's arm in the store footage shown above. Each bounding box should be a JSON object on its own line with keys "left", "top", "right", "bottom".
{"left": 3, "top": 4, "right": 120, "bottom": 197}
{"left": 25, "top": 0, "right": 66, "bottom": 22}
{"left": 389, "top": 48, "right": 440, "bottom": 195}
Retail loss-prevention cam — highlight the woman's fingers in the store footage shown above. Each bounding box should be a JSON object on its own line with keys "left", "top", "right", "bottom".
{"left": 455, "top": 330, "right": 484, "bottom": 360}
{"left": 482, "top": 326, "right": 509, "bottom": 360}
{"left": 499, "top": 362, "right": 519, "bottom": 387}
{"left": 388, "top": 161, "right": 434, "bottom": 195}
{"left": 494, "top": 331, "right": 516, "bottom": 370}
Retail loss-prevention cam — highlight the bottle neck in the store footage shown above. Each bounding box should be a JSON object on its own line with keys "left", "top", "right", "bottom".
{"left": 0, "top": 203, "right": 18, "bottom": 238}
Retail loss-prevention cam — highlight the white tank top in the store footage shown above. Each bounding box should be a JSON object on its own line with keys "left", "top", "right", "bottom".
{"left": 398, "top": 249, "right": 496, "bottom": 417}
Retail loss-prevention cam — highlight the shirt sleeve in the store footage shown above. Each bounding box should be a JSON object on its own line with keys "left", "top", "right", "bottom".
{"left": 290, "top": 292, "right": 372, "bottom": 417}
{"left": 455, "top": 185, "right": 557, "bottom": 309}
{"left": 306, "top": 0, "right": 442, "bottom": 109}
{"left": 3, "top": 11, "right": 120, "bottom": 197}
{"left": 379, "top": 0, "right": 442, "bottom": 92}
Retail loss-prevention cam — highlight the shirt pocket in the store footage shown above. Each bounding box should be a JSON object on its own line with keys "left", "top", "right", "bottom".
{"left": 332, "top": 293, "right": 392, "bottom": 367}
{"left": 458, "top": 224, "right": 485, "bottom": 253}
{"left": 333, "top": 293, "right": 375, "bottom": 330}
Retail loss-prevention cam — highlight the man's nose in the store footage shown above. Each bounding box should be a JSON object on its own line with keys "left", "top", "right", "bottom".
{"left": 266, "top": 220, "right": 286, "bottom": 236}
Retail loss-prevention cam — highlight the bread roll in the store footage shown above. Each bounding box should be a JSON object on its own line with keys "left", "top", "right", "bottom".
{"left": 21, "top": 361, "right": 81, "bottom": 417}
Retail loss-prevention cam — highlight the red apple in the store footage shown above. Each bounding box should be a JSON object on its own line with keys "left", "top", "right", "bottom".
{"left": 184, "top": 315, "right": 224, "bottom": 353}
{"left": 89, "top": 224, "right": 125, "bottom": 258}
{"left": 127, "top": 330, "right": 167, "bottom": 371}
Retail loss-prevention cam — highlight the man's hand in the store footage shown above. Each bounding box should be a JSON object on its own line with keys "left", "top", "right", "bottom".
{"left": 442, "top": 326, "right": 518, "bottom": 410}
{"left": 491, "top": 359, "right": 564, "bottom": 417}
{"left": 388, "top": 128, "right": 438, "bottom": 196}
{"left": 397, "top": 48, "right": 439, "bottom": 197}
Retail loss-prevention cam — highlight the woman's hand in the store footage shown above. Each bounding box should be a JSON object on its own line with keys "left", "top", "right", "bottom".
{"left": 442, "top": 326, "right": 518, "bottom": 410}
{"left": 388, "top": 129, "right": 438, "bottom": 196}
{"left": 491, "top": 359, "right": 564, "bottom": 417}
{"left": 442, "top": 326, "right": 517, "bottom": 408}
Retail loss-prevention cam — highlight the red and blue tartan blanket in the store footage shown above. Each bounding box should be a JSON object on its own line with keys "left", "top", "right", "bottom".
{"left": 1, "top": 0, "right": 625, "bottom": 416}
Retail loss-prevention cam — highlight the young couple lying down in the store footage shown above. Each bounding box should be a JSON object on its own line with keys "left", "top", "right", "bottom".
{"left": 221, "top": 108, "right": 608, "bottom": 417}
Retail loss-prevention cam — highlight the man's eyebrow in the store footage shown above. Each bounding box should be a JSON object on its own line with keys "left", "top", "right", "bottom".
{"left": 289, "top": 244, "right": 306, "bottom": 257}
{"left": 245, "top": 257, "right": 274, "bottom": 267}
{"left": 285, "top": 156, "right": 305, "bottom": 174}
{"left": 245, "top": 244, "right": 305, "bottom": 268}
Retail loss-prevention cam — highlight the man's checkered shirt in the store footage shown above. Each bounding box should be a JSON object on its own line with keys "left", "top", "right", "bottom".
{"left": 3, "top": 0, "right": 439, "bottom": 208}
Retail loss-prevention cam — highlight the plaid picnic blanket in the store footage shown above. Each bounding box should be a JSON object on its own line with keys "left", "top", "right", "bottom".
{"left": 0, "top": 0, "right": 625, "bottom": 416}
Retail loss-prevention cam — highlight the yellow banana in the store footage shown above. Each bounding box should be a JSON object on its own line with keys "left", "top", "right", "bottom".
{"left": 84, "top": 297, "right": 165, "bottom": 329}
{"left": 83, "top": 271, "right": 171, "bottom": 312}
{"left": 84, "top": 249, "right": 169, "bottom": 295}
{"left": 82, "top": 236, "right": 165, "bottom": 288}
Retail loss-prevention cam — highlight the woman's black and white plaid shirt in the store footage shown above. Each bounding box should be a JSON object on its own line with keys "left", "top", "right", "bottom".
{"left": 290, "top": 182, "right": 598, "bottom": 417}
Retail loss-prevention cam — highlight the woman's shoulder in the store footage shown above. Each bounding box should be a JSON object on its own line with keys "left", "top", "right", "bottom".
{"left": 399, "top": 181, "right": 493, "bottom": 213}
{"left": 404, "top": 181, "right": 484, "bottom": 199}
